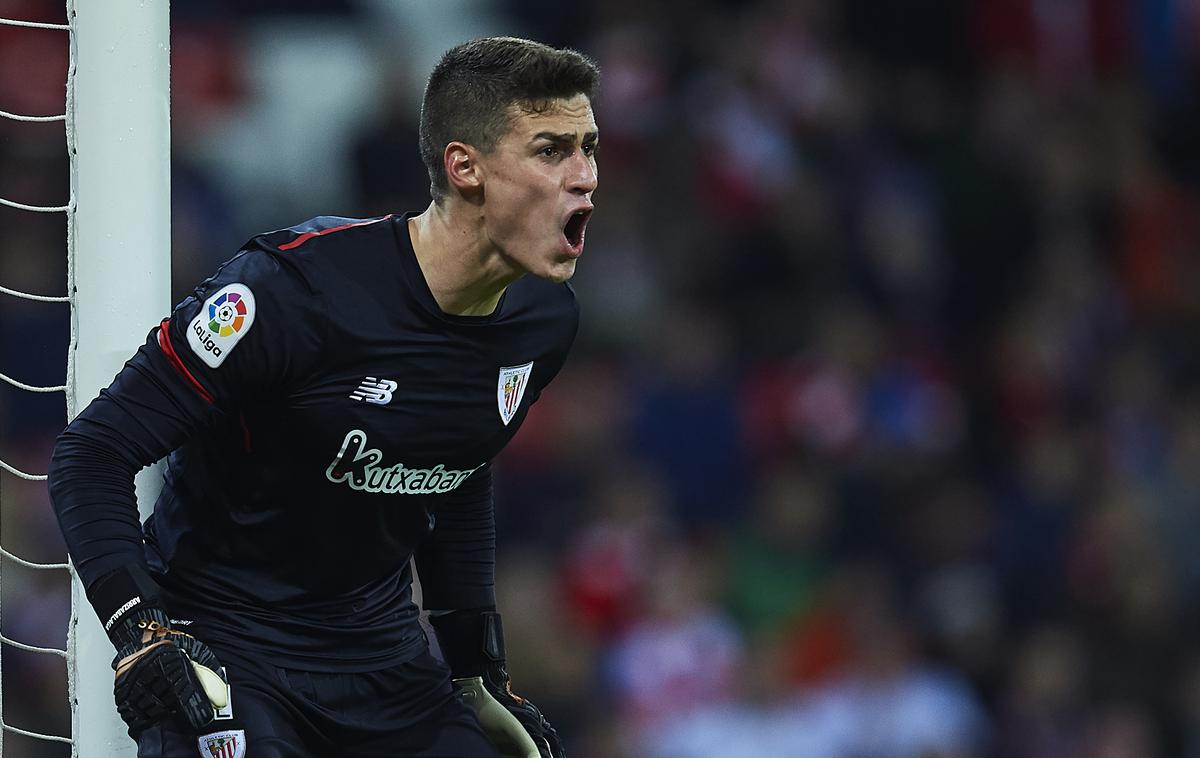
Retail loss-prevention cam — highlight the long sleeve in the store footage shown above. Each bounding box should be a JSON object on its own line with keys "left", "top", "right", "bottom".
{"left": 415, "top": 463, "right": 497, "bottom": 612}
{"left": 48, "top": 246, "right": 323, "bottom": 624}
{"left": 48, "top": 335, "right": 217, "bottom": 590}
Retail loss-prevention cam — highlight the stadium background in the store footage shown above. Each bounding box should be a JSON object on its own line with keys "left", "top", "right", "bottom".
{"left": 4, "top": 0, "right": 1200, "bottom": 755}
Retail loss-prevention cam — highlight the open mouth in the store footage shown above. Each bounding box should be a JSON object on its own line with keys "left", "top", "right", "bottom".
{"left": 562, "top": 209, "right": 592, "bottom": 254}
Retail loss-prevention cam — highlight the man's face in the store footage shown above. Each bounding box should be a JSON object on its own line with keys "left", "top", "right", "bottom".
{"left": 477, "top": 94, "right": 598, "bottom": 283}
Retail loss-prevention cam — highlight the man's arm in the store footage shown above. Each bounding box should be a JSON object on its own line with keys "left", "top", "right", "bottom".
{"left": 415, "top": 466, "right": 565, "bottom": 758}
{"left": 415, "top": 463, "right": 497, "bottom": 613}
{"left": 47, "top": 329, "right": 230, "bottom": 736}
{"left": 47, "top": 247, "right": 322, "bottom": 737}
{"left": 49, "top": 333, "right": 216, "bottom": 605}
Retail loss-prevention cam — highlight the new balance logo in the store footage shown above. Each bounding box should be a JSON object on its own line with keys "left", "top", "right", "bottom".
{"left": 350, "top": 377, "right": 397, "bottom": 405}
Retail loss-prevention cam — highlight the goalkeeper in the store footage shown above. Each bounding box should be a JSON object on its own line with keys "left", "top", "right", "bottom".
{"left": 47, "top": 36, "right": 598, "bottom": 758}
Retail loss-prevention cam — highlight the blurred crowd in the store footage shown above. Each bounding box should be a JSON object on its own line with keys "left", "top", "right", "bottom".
{"left": 5, "top": 0, "right": 1200, "bottom": 756}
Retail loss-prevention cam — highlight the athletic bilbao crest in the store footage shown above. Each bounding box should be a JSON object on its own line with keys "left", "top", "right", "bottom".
{"left": 198, "top": 730, "right": 244, "bottom": 758}
{"left": 497, "top": 361, "right": 533, "bottom": 426}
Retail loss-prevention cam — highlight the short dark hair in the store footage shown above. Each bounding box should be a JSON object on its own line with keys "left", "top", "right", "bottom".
{"left": 418, "top": 36, "right": 600, "bottom": 204}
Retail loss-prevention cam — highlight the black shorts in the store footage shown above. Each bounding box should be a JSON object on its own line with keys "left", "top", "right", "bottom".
{"left": 135, "top": 642, "right": 501, "bottom": 758}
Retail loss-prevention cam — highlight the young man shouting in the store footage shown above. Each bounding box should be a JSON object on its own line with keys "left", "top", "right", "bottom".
{"left": 49, "top": 36, "right": 598, "bottom": 758}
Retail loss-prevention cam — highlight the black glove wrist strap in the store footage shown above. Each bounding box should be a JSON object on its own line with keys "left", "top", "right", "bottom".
{"left": 429, "top": 608, "right": 505, "bottom": 678}
{"left": 108, "top": 605, "right": 173, "bottom": 653}
{"left": 88, "top": 564, "right": 163, "bottom": 640}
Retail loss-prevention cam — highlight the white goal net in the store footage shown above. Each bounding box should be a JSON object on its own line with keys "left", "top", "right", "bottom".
{"left": 0, "top": 1, "right": 170, "bottom": 756}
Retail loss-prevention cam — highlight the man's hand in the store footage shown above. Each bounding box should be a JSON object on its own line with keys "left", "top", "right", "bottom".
{"left": 110, "top": 606, "right": 227, "bottom": 737}
{"left": 431, "top": 609, "right": 566, "bottom": 758}
{"left": 456, "top": 669, "right": 565, "bottom": 758}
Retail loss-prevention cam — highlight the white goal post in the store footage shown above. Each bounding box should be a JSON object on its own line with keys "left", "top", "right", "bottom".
{"left": 67, "top": 0, "right": 171, "bottom": 755}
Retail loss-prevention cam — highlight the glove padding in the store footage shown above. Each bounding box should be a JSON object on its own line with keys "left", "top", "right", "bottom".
{"left": 430, "top": 609, "right": 565, "bottom": 758}
{"left": 455, "top": 670, "right": 565, "bottom": 758}
{"left": 110, "top": 606, "right": 227, "bottom": 737}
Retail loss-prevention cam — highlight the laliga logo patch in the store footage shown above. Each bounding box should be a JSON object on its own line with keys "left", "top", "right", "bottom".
{"left": 207, "top": 291, "right": 249, "bottom": 337}
{"left": 497, "top": 361, "right": 533, "bottom": 426}
{"left": 187, "top": 283, "right": 256, "bottom": 368}
{"left": 198, "top": 729, "right": 245, "bottom": 758}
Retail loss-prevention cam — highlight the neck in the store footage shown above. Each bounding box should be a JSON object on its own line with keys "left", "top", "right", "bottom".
{"left": 407, "top": 201, "right": 522, "bottom": 317}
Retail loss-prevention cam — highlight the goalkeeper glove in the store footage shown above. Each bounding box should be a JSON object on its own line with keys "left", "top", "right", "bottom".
{"left": 430, "top": 610, "right": 565, "bottom": 758}
{"left": 92, "top": 567, "right": 227, "bottom": 737}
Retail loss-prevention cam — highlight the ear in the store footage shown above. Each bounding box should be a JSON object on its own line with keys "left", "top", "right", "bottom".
{"left": 443, "top": 141, "right": 483, "bottom": 196}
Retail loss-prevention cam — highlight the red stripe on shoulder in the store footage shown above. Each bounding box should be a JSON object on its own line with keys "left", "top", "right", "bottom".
{"left": 156, "top": 318, "right": 215, "bottom": 405}
{"left": 277, "top": 214, "right": 394, "bottom": 252}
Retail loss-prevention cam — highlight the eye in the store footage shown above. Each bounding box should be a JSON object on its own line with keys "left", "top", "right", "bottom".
{"left": 539, "top": 145, "right": 560, "bottom": 158}
{"left": 582, "top": 142, "right": 598, "bottom": 157}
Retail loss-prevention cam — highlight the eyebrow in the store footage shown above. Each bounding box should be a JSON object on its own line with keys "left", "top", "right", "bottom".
{"left": 531, "top": 131, "right": 599, "bottom": 144}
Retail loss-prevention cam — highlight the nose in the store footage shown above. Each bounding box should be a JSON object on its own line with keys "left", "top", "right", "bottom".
{"left": 569, "top": 151, "right": 597, "bottom": 195}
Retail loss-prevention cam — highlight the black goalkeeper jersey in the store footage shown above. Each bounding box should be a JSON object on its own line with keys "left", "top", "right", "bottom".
{"left": 48, "top": 213, "right": 578, "bottom": 670}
